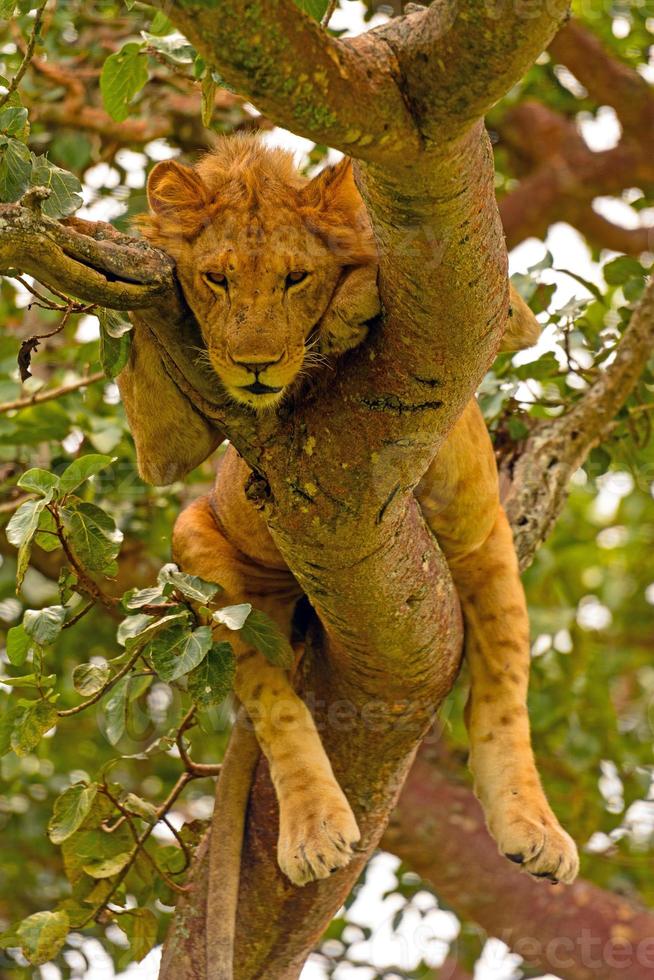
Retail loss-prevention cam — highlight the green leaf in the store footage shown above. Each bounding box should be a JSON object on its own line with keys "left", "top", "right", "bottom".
{"left": 72, "top": 661, "right": 110, "bottom": 696}
{"left": 61, "top": 500, "right": 123, "bottom": 573}
{"left": 121, "top": 907, "right": 158, "bottom": 961}
{"left": 201, "top": 71, "right": 216, "bottom": 127}
{"left": 294, "top": 0, "right": 329, "bottom": 20}
{"left": 604, "top": 256, "right": 646, "bottom": 286}
{"left": 117, "top": 612, "right": 154, "bottom": 646}
{"left": 0, "top": 106, "right": 28, "bottom": 140}
{"left": 83, "top": 850, "right": 133, "bottom": 878}
{"left": 122, "top": 792, "right": 157, "bottom": 821}
{"left": 553, "top": 267, "right": 604, "bottom": 303}
{"left": 14, "top": 910, "right": 69, "bottom": 966}
{"left": 100, "top": 42, "right": 149, "bottom": 122}
{"left": 0, "top": 700, "right": 18, "bottom": 757}
{"left": 59, "top": 454, "right": 114, "bottom": 494}
{"left": 34, "top": 506, "right": 62, "bottom": 552}
{"left": 623, "top": 276, "right": 646, "bottom": 302}
{"left": 61, "top": 819, "right": 132, "bottom": 885}
{"left": 48, "top": 783, "right": 98, "bottom": 844}
{"left": 240, "top": 609, "right": 294, "bottom": 668}
{"left": 149, "top": 625, "right": 212, "bottom": 682}
{"left": 513, "top": 352, "right": 561, "bottom": 382}
{"left": 23, "top": 604, "right": 66, "bottom": 645}
{"left": 6, "top": 495, "right": 50, "bottom": 548}
{"left": 123, "top": 585, "right": 166, "bottom": 610}
{"left": 0, "top": 136, "right": 31, "bottom": 201}
{"left": 103, "top": 676, "right": 130, "bottom": 745}
{"left": 0, "top": 1, "right": 16, "bottom": 19}
{"left": 98, "top": 308, "right": 133, "bottom": 378}
{"left": 5, "top": 493, "right": 52, "bottom": 589}
{"left": 187, "top": 641, "right": 235, "bottom": 706}
{"left": 17, "top": 467, "right": 60, "bottom": 496}
{"left": 213, "top": 602, "right": 251, "bottom": 630}
{"left": 10, "top": 701, "right": 57, "bottom": 756}
{"left": 6, "top": 624, "right": 31, "bottom": 666}
{"left": 141, "top": 31, "right": 195, "bottom": 63}
{"left": 117, "top": 611, "right": 188, "bottom": 648}
{"left": 158, "top": 563, "right": 221, "bottom": 603}
{"left": 29, "top": 155, "right": 83, "bottom": 218}
{"left": 0, "top": 673, "right": 56, "bottom": 688}
{"left": 149, "top": 10, "right": 173, "bottom": 34}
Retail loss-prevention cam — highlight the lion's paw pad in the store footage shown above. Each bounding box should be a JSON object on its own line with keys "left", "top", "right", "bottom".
{"left": 278, "top": 801, "right": 360, "bottom": 887}
{"left": 492, "top": 807, "right": 579, "bottom": 884}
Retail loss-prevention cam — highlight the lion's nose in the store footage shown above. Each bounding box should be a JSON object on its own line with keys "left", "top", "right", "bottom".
{"left": 231, "top": 354, "right": 284, "bottom": 374}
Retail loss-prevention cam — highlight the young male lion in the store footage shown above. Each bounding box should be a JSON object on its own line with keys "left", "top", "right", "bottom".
{"left": 120, "top": 135, "right": 579, "bottom": 887}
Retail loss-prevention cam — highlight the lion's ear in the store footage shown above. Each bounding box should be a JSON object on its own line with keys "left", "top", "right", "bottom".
{"left": 500, "top": 284, "right": 541, "bottom": 352}
{"left": 302, "top": 157, "right": 359, "bottom": 212}
{"left": 301, "top": 158, "right": 377, "bottom": 266}
{"left": 146, "top": 160, "right": 210, "bottom": 234}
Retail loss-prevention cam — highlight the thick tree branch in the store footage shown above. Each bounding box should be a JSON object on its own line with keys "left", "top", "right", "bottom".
{"left": 575, "top": 209, "right": 654, "bottom": 256}
{"left": 498, "top": 106, "right": 654, "bottom": 253}
{"left": 384, "top": 738, "right": 654, "bottom": 980}
{"left": 379, "top": 0, "right": 570, "bottom": 141}
{"left": 502, "top": 276, "right": 654, "bottom": 570}
{"left": 149, "top": 0, "right": 422, "bottom": 163}
{"left": 549, "top": 19, "right": 654, "bottom": 137}
{"left": 499, "top": 21, "right": 654, "bottom": 253}
{"left": 0, "top": 206, "right": 176, "bottom": 308}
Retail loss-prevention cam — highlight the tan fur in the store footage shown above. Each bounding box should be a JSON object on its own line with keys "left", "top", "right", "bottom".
{"left": 123, "top": 136, "right": 578, "bottom": 887}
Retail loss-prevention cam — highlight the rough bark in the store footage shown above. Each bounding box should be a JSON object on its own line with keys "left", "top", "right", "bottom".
{"left": 384, "top": 738, "right": 654, "bottom": 980}
{"left": 0, "top": 204, "right": 176, "bottom": 309}
{"left": 503, "top": 276, "right": 654, "bottom": 571}
{"left": 149, "top": 0, "right": 422, "bottom": 164}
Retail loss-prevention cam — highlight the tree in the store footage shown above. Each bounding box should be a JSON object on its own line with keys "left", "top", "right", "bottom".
{"left": 0, "top": 2, "right": 653, "bottom": 978}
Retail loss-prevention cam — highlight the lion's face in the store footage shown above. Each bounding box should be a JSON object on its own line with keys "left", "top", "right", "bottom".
{"left": 173, "top": 210, "right": 343, "bottom": 409}
{"left": 139, "top": 137, "right": 376, "bottom": 411}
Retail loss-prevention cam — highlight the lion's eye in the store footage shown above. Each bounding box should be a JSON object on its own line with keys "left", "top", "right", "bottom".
{"left": 286, "top": 270, "right": 308, "bottom": 288}
{"left": 204, "top": 271, "right": 228, "bottom": 288}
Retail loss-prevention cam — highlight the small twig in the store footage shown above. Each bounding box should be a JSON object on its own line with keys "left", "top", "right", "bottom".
{"left": 11, "top": 275, "right": 71, "bottom": 311}
{"left": 18, "top": 302, "right": 94, "bottom": 381}
{"left": 0, "top": 371, "right": 105, "bottom": 415}
{"left": 80, "top": 771, "right": 194, "bottom": 928}
{"left": 99, "top": 784, "right": 189, "bottom": 894}
{"left": 160, "top": 814, "right": 194, "bottom": 873}
{"left": 101, "top": 814, "right": 127, "bottom": 834}
{"left": 176, "top": 708, "right": 223, "bottom": 777}
{"left": 57, "top": 645, "right": 142, "bottom": 717}
{"left": 0, "top": 1, "right": 48, "bottom": 111}
{"left": 48, "top": 503, "right": 119, "bottom": 614}
{"left": 321, "top": 0, "right": 339, "bottom": 27}
{"left": 62, "top": 599, "right": 95, "bottom": 629}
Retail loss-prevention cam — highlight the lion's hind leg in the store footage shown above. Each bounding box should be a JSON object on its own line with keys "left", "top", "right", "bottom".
{"left": 173, "top": 495, "right": 360, "bottom": 886}
{"left": 420, "top": 400, "right": 578, "bottom": 883}
{"left": 449, "top": 508, "right": 579, "bottom": 883}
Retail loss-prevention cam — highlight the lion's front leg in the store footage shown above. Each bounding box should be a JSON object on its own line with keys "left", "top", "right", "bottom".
{"left": 319, "top": 264, "right": 381, "bottom": 355}
{"left": 234, "top": 644, "right": 360, "bottom": 886}
{"left": 173, "top": 494, "right": 360, "bottom": 886}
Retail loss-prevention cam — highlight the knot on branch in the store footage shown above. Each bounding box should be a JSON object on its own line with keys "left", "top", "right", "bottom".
{"left": 19, "top": 185, "right": 51, "bottom": 213}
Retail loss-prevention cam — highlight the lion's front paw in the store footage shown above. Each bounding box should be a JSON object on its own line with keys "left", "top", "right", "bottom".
{"left": 277, "top": 789, "right": 360, "bottom": 887}
{"left": 489, "top": 802, "right": 579, "bottom": 884}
